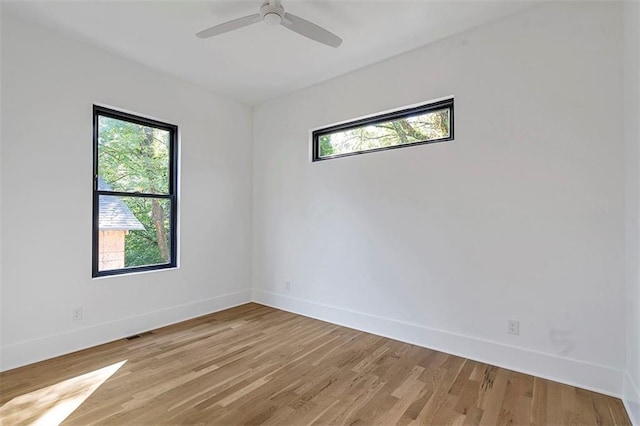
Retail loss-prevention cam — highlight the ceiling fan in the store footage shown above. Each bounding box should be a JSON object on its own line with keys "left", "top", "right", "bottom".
{"left": 197, "top": 0, "right": 342, "bottom": 48}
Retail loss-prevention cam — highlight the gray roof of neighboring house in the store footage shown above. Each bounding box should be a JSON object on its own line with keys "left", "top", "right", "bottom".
{"left": 98, "top": 177, "right": 145, "bottom": 231}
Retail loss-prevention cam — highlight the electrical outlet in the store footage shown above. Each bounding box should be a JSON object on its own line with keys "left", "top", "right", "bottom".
{"left": 507, "top": 320, "right": 519, "bottom": 335}
{"left": 285, "top": 281, "right": 291, "bottom": 291}
{"left": 72, "top": 307, "right": 83, "bottom": 321}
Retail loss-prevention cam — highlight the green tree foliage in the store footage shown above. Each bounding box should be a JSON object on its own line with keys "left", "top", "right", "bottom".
{"left": 320, "top": 109, "right": 450, "bottom": 158}
{"left": 319, "top": 135, "right": 334, "bottom": 157}
{"left": 98, "top": 117, "right": 170, "bottom": 267}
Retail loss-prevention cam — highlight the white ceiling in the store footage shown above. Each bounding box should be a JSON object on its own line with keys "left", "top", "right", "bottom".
{"left": 2, "top": 1, "right": 535, "bottom": 105}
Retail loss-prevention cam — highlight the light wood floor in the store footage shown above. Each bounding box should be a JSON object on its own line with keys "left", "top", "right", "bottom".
{"left": 0, "top": 303, "right": 631, "bottom": 425}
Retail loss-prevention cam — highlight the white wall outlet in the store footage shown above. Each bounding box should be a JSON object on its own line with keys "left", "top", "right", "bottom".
{"left": 72, "top": 307, "right": 83, "bottom": 321}
{"left": 285, "top": 281, "right": 291, "bottom": 291}
{"left": 507, "top": 319, "right": 519, "bottom": 335}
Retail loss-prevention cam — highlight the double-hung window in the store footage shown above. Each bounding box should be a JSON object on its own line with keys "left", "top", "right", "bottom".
{"left": 92, "top": 106, "right": 178, "bottom": 277}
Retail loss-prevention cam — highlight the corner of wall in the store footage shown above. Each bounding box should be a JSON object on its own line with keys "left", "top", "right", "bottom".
{"left": 625, "top": 372, "right": 640, "bottom": 426}
{"left": 0, "top": 1, "right": 6, "bottom": 375}
{"left": 624, "top": 0, "right": 640, "bottom": 423}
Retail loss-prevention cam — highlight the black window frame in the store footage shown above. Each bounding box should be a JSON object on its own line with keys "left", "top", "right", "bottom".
{"left": 312, "top": 98, "right": 454, "bottom": 161}
{"left": 92, "top": 105, "right": 178, "bottom": 278}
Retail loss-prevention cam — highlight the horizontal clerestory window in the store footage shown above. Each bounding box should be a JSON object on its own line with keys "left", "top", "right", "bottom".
{"left": 312, "top": 98, "right": 454, "bottom": 161}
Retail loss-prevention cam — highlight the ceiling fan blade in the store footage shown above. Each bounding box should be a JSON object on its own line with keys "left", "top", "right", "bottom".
{"left": 197, "top": 14, "right": 261, "bottom": 39}
{"left": 282, "top": 12, "right": 342, "bottom": 48}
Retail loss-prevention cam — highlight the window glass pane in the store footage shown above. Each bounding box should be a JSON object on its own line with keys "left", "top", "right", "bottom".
{"left": 98, "top": 195, "right": 171, "bottom": 271}
{"left": 97, "top": 116, "right": 170, "bottom": 194}
{"left": 318, "top": 108, "right": 450, "bottom": 159}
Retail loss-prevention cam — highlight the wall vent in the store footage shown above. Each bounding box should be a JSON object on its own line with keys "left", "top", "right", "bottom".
{"left": 125, "top": 331, "right": 153, "bottom": 341}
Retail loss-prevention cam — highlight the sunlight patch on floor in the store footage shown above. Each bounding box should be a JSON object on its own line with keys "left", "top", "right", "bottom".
{"left": 0, "top": 360, "right": 126, "bottom": 425}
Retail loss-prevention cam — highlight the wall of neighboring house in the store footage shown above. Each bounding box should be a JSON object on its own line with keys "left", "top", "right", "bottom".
{"left": 98, "top": 230, "right": 128, "bottom": 271}
{"left": 252, "top": 2, "right": 626, "bottom": 397}
{"left": 0, "top": 13, "right": 254, "bottom": 371}
{"left": 624, "top": 0, "right": 640, "bottom": 422}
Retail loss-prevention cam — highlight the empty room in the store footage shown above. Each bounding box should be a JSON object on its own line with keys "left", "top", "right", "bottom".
{"left": 0, "top": 0, "right": 639, "bottom": 424}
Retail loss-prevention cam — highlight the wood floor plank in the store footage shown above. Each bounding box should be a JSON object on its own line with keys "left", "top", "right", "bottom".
{"left": 0, "top": 303, "right": 632, "bottom": 425}
{"left": 546, "top": 380, "right": 568, "bottom": 425}
{"left": 530, "top": 377, "right": 548, "bottom": 425}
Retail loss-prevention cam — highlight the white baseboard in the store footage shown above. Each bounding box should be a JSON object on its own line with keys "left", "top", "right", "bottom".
{"left": 625, "top": 372, "right": 640, "bottom": 426}
{"left": 0, "top": 289, "right": 252, "bottom": 372}
{"left": 253, "top": 289, "right": 624, "bottom": 398}
{"left": 1, "top": 287, "right": 628, "bottom": 405}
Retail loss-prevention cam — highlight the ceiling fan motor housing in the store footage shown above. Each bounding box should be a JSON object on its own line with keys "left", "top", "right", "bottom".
{"left": 260, "top": 1, "right": 285, "bottom": 25}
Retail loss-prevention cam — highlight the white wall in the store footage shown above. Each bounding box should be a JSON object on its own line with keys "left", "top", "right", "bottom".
{"left": 624, "top": 0, "right": 640, "bottom": 422}
{"left": 0, "top": 13, "right": 253, "bottom": 371}
{"left": 0, "top": 3, "right": 4, "bottom": 370}
{"left": 253, "top": 2, "right": 626, "bottom": 396}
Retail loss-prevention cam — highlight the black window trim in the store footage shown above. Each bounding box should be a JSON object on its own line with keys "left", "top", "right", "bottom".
{"left": 312, "top": 98, "right": 454, "bottom": 162}
{"left": 92, "top": 105, "right": 178, "bottom": 278}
